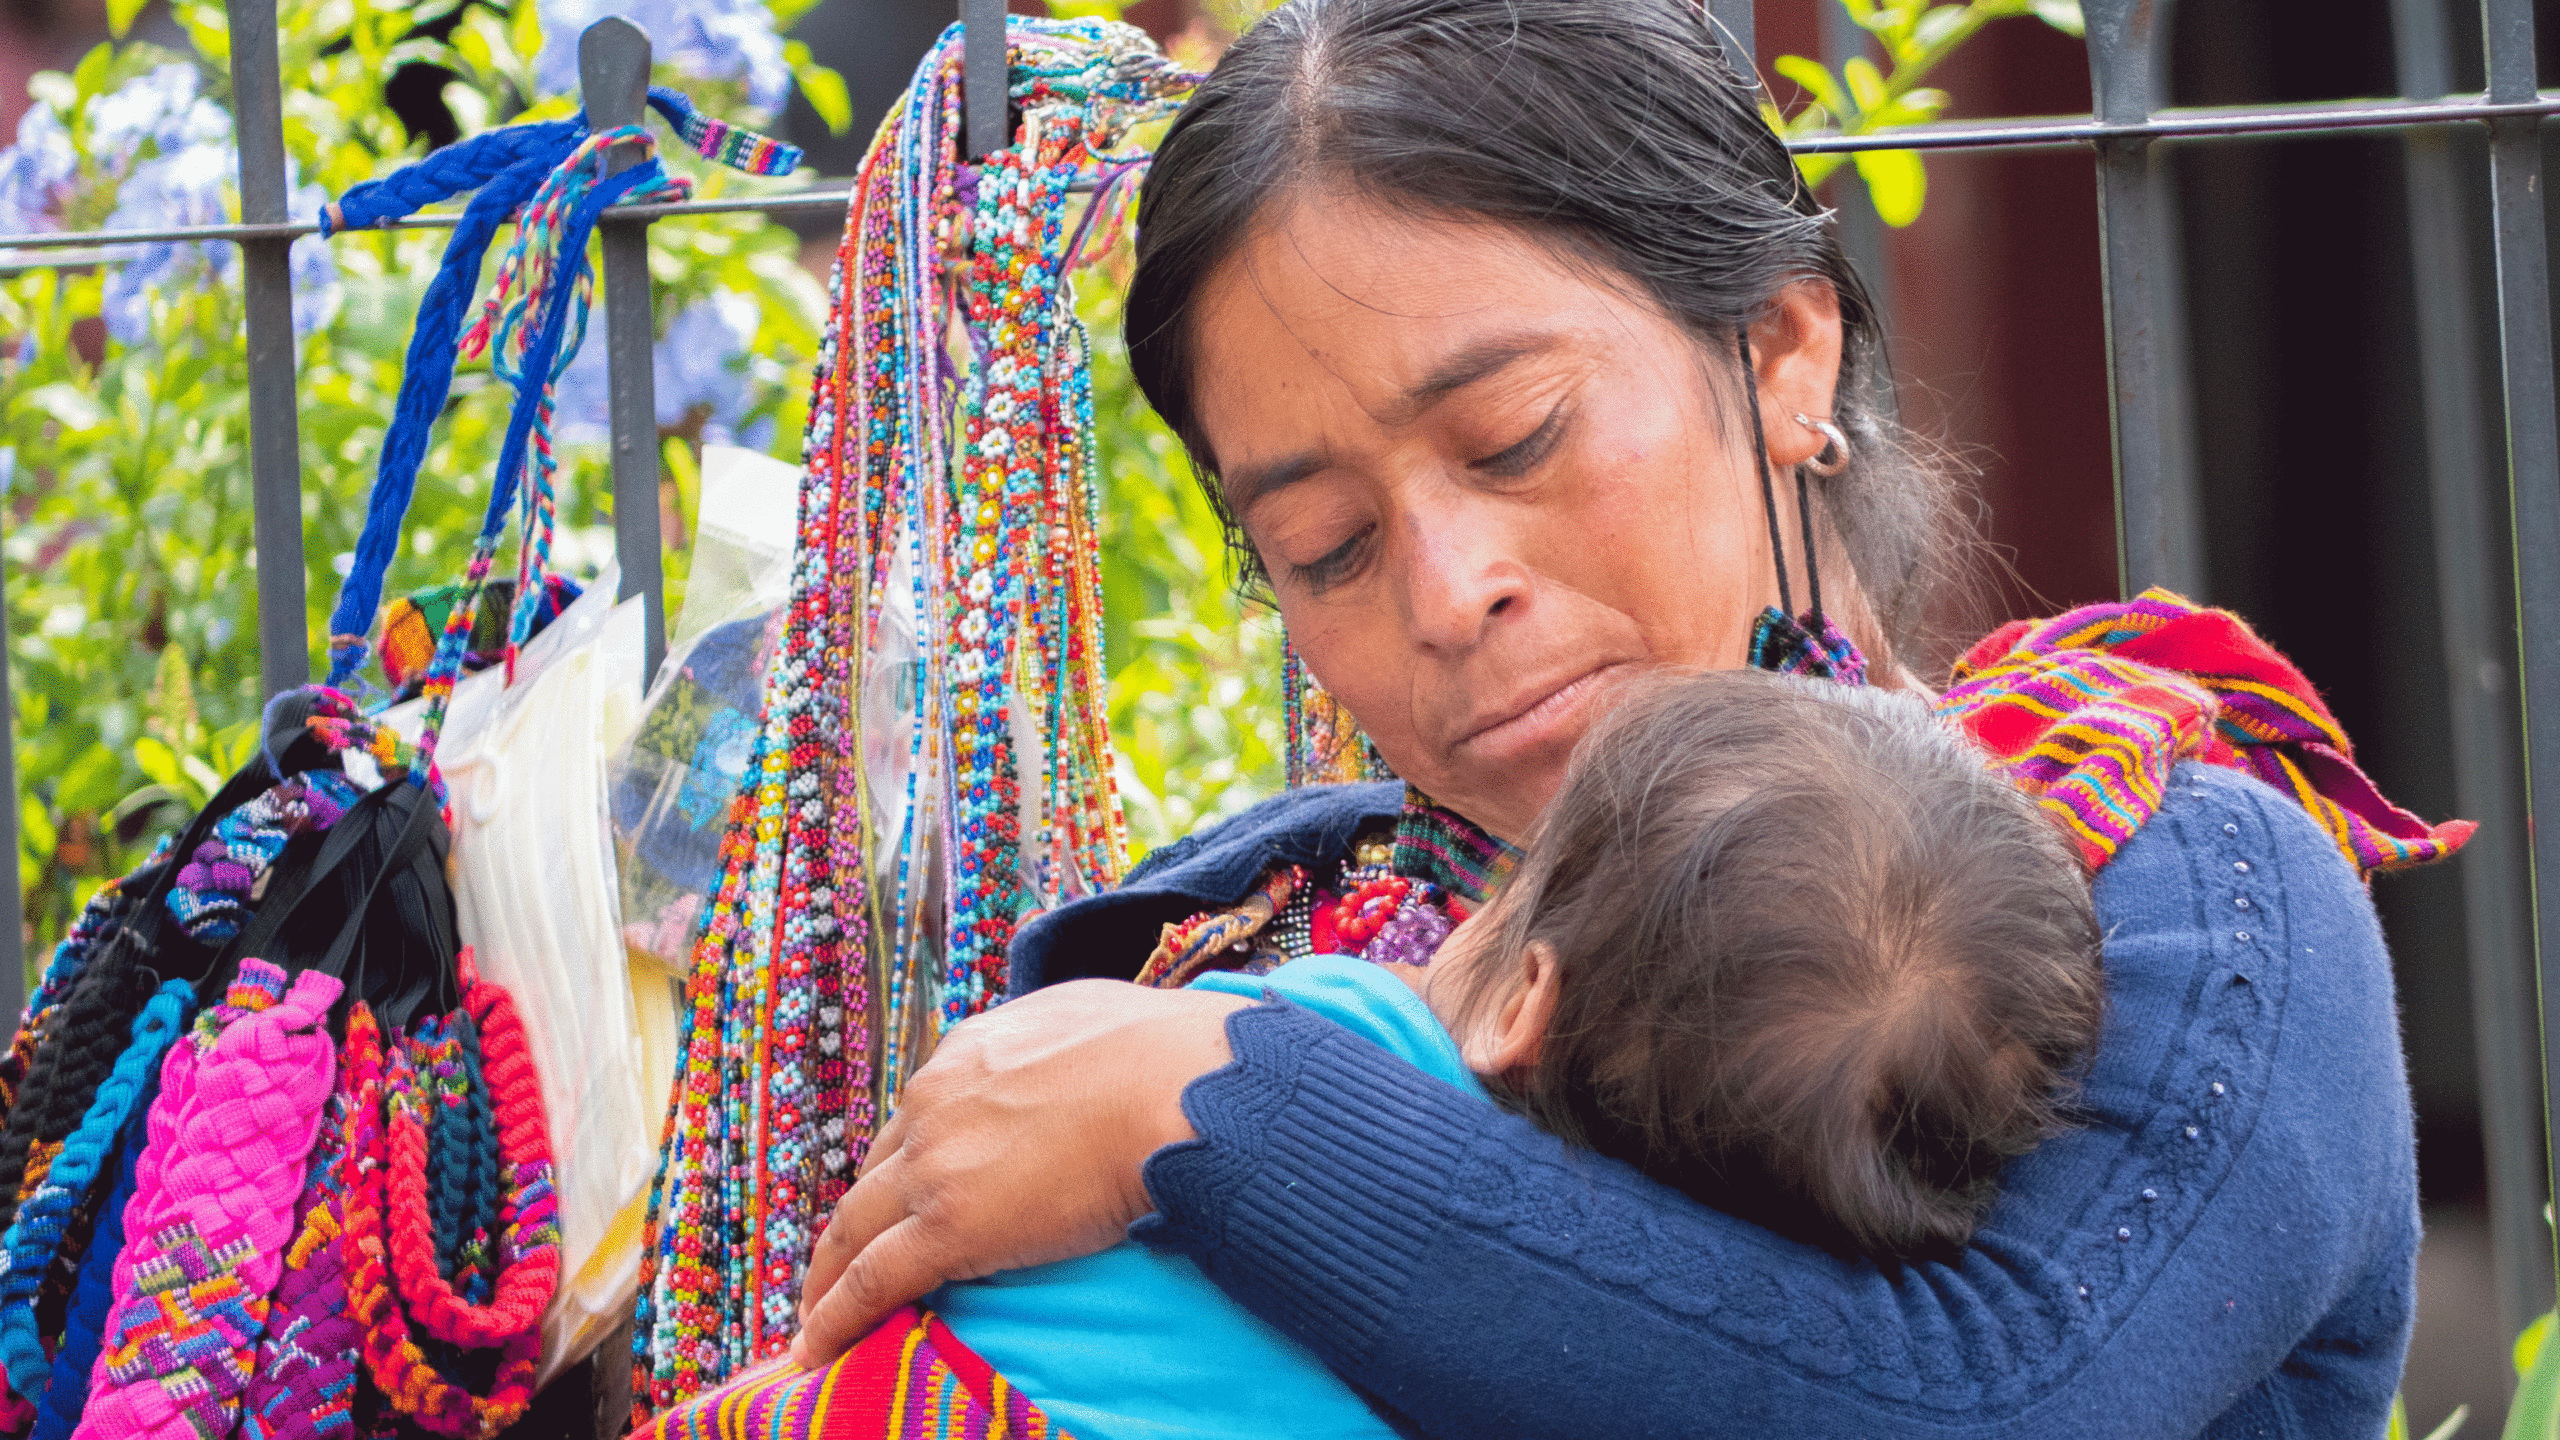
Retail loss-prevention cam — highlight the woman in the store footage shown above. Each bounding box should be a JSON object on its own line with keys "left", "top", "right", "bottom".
{"left": 796, "top": 2, "right": 2421, "bottom": 1435}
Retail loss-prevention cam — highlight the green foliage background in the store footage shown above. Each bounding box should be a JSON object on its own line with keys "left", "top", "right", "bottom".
{"left": 0, "top": 0, "right": 2089, "bottom": 963}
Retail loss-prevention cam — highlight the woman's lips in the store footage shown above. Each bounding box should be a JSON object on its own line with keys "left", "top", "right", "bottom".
{"left": 1453, "top": 664, "right": 1626, "bottom": 763}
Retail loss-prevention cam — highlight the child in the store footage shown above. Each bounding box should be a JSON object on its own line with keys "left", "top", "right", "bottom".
{"left": 639, "top": 669, "right": 2104, "bottom": 1440}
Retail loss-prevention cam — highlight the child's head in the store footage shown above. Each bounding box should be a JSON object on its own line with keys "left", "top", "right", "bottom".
{"left": 1417, "top": 669, "right": 2103, "bottom": 1260}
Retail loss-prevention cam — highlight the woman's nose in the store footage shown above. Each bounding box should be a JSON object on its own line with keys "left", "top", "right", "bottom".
{"left": 1400, "top": 504, "right": 1531, "bottom": 655}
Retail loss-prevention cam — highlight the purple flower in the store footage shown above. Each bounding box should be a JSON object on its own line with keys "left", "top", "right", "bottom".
{"left": 537, "top": 0, "right": 791, "bottom": 113}
{"left": 551, "top": 293, "right": 757, "bottom": 447}
{"left": 87, "top": 64, "right": 227, "bottom": 170}
{"left": 98, "top": 144, "right": 338, "bottom": 345}
{"left": 99, "top": 140, "right": 234, "bottom": 343}
{"left": 286, "top": 176, "right": 340, "bottom": 338}
{"left": 0, "top": 102, "right": 77, "bottom": 234}
{"left": 655, "top": 295, "right": 753, "bottom": 440}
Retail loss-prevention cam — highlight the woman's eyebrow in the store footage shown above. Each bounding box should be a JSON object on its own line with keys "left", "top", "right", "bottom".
{"left": 1226, "top": 334, "right": 1559, "bottom": 513}
{"left": 1394, "top": 334, "right": 1555, "bottom": 423}
{"left": 1225, "top": 451, "right": 1329, "bottom": 515}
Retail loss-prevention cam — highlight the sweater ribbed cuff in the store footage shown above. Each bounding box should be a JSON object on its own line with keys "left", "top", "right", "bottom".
{"left": 1133, "top": 998, "right": 1472, "bottom": 1368}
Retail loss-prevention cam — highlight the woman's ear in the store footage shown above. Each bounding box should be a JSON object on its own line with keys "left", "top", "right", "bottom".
{"left": 1463, "top": 940, "right": 1561, "bottom": 1077}
{"left": 1747, "top": 279, "right": 1845, "bottom": 471}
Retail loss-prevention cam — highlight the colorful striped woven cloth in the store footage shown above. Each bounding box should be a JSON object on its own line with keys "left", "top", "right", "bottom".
{"left": 636, "top": 1307, "right": 1070, "bottom": 1440}
{"left": 75, "top": 960, "right": 343, "bottom": 1440}
{"left": 1940, "top": 587, "right": 2474, "bottom": 876}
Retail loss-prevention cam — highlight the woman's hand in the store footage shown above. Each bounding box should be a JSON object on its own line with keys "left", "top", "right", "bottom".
{"left": 790, "top": 978, "right": 1253, "bottom": 1366}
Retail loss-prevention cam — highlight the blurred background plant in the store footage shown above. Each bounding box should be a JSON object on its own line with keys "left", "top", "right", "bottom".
{"left": 0, "top": 0, "right": 2088, "bottom": 965}
{"left": 0, "top": 0, "right": 833, "bottom": 956}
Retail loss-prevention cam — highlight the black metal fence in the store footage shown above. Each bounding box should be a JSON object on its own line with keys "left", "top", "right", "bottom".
{"left": 0, "top": 0, "right": 2556, "bottom": 1357}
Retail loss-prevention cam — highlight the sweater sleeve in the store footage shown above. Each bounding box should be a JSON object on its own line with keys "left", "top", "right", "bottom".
{"left": 1132, "top": 766, "right": 2419, "bottom": 1439}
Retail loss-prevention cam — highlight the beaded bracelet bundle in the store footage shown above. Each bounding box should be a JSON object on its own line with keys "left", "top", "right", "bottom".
{"left": 630, "top": 16, "right": 1193, "bottom": 1417}
{"left": 0, "top": 82, "right": 795, "bottom": 1438}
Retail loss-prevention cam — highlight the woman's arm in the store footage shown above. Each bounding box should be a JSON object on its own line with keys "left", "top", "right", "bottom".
{"left": 793, "top": 978, "right": 1250, "bottom": 1364}
{"left": 800, "top": 767, "right": 2417, "bottom": 1437}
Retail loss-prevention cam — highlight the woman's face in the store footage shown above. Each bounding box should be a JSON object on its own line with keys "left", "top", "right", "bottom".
{"left": 1189, "top": 191, "right": 1845, "bottom": 840}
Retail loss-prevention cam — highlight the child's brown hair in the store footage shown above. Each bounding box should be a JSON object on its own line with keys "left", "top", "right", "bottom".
{"left": 1455, "top": 669, "right": 2103, "bottom": 1259}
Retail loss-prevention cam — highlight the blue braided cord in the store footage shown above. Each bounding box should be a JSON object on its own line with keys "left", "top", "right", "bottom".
{"left": 321, "top": 119, "right": 585, "bottom": 237}
{"left": 0, "top": 979, "right": 191, "bottom": 1400}
{"left": 27, "top": 1060, "right": 154, "bottom": 1440}
{"left": 410, "top": 157, "right": 668, "bottom": 701}
{"left": 320, "top": 126, "right": 585, "bottom": 687}
{"left": 475, "top": 158, "right": 668, "bottom": 552}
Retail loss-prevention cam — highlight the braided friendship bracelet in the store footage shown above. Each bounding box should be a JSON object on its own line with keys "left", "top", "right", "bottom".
{"left": 167, "top": 772, "right": 363, "bottom": 944}
{"left": 379, "top": 964, "right": 556, "bottom": 1353}
{"left": 81, "top": 960, "right": 342, "bottom": 1440}
{"left": 239, "top": 1074, "right": 359, "bottom": 1440}
{"left": 339, "top": 966, "right": 556, "bottom": 1440}
{"left": 29, "top": 1061, "right": 154, "bottom": 1440}
{"left": 0, "top": 979, "right": 192, "bottom": 1400}
{"left": 444, "top": 1014, "right": 504, "bottom": 1303}
{"left": 339, "top": 1004, "right": 541, "bottom": 1440}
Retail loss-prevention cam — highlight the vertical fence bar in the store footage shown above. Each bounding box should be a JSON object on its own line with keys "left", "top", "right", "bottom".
{"left": 1820, "top": 1, "right": 1895, "bottom": 342}
{"left": 2083, "top": 0, "right": 2202, "bottom": 599}
{"left": 1706, "top": 0, "right": 1754, "bottom": 78}
{"left": 964, "top": 0, "right": 1007, "bottom": 159}
{"left": 580, "top": 23, "right": 656, "bottom": 1413}
{"left": 0, "top": 508, "right": 21, "bottom": 1026}
{"left": 2394, "top": 0, "right": 2549, "bottom": 1345}
{"left": 584, "top": 18, "right": 667, "bottom": 685}
{"left": 226, "top": 0, "right": 308, "bottom": 700}
{"left": 2477, "top": 0, "right": 2560, "bottom": 1300}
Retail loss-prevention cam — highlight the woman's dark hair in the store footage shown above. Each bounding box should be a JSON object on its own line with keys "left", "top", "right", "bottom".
{"left": 1451, "top": 669, "right": 2104, "bottom": 1259}
{"left": 1127, "top": 0, "right": 1971, "bottom": 662}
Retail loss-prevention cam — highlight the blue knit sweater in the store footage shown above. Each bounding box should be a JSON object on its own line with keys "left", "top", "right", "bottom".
{"left": 1009, "top": 763, "right": 2420, "bottom": 1439}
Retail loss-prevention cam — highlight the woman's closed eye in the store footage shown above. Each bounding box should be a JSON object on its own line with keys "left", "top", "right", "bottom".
{"left": 1289, "top": 525, "right": 1374, "bottom": 594}
{"left": 1470, "top": 401, "right": 1570, "bottom": 479}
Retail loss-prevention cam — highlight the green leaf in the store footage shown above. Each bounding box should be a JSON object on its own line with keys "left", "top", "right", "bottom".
{"left": 2029, "top": 0, "right": 2086, "bottom": 37}
{"left": 132, "top": 734, "right": 180, "bottom": 791}
{"left": 2420, "top": 1403, "right": 2468, "bottom": 1440}
{"left": 106, "top": 0, "right": 149, "bottom": 40}
{"left": 1772, "top": 55, "right": 1848, "bottom": 117}
{"left": 70, "top": 43, "right": 113, "bottom": 103}
{"left": 178, "top": 752, "right": 222, "bottom": 802}
{"left": 1913, "top": 4, "right": 1969, "bottom": 51}
{"left": 1048, "top": 0, "right": 1127, "bottom": 16}
{"left": 1842, "top": 56, "right": 1890, "bottom": 115}
{"left": 2511, "top": 1312, "right": 2559, "bottom": 1440}
{"left": 52, "top": 742, "right": 125, "bottom": 816}
{"left": 23, "top": 383, "right": 102, "bottom": 433}
{"left": 18, "top": 797, "right": 54, "bottom": 863}
{"left": 1794, "top": 152, "right": 1848, "bottom": 189}
{"left": 1853, "top": 146, "right": 1928, "bottom": 226}
{"left": 789, "top": 52, "right": 852, "bottom": 136}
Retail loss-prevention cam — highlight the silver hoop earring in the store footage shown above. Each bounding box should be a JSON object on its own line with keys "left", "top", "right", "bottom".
{"left": 1793, "top": 412, "right": 1850, "bottom": 478}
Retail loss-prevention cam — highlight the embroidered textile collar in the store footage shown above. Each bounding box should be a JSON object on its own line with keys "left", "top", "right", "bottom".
{"left": 1389, "top": 787, "right": 1518, "bottom": 907}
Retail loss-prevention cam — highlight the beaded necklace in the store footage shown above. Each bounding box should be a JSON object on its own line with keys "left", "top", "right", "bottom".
{"left": 337, "top": 951, "right": 555, "bottom": 1439}
{"left": 632, "top": 17, "right": 1191, "bottom": 1417}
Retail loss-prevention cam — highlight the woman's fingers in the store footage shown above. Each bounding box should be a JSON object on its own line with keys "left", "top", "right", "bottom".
{"left": 786, "top": 981, "right": 1253, "bottom": 1363}
{"left": 801, "top": 1147, "right": 913, "bottom": 1323}
{"left": 791, "top": 1215, "right": 947, "bottom": 1366}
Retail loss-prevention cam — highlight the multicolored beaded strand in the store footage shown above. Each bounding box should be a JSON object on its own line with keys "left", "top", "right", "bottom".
{"left": 630, "top": 16, "right": 1191, "bottom": 1419}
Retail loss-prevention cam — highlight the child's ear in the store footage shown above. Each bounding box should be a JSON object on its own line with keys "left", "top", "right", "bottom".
{"left": 1468, "top": 940, "right": 1561, "bottom": 1076}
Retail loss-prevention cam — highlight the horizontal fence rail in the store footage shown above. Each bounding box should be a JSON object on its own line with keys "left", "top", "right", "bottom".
{"left": 0, "top": 13, "right": 2554, "bottom": 1425}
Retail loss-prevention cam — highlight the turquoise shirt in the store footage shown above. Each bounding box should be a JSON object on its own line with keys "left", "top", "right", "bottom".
{"left": 931, "top": 954, "right": 1483, "bottom": 1440}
